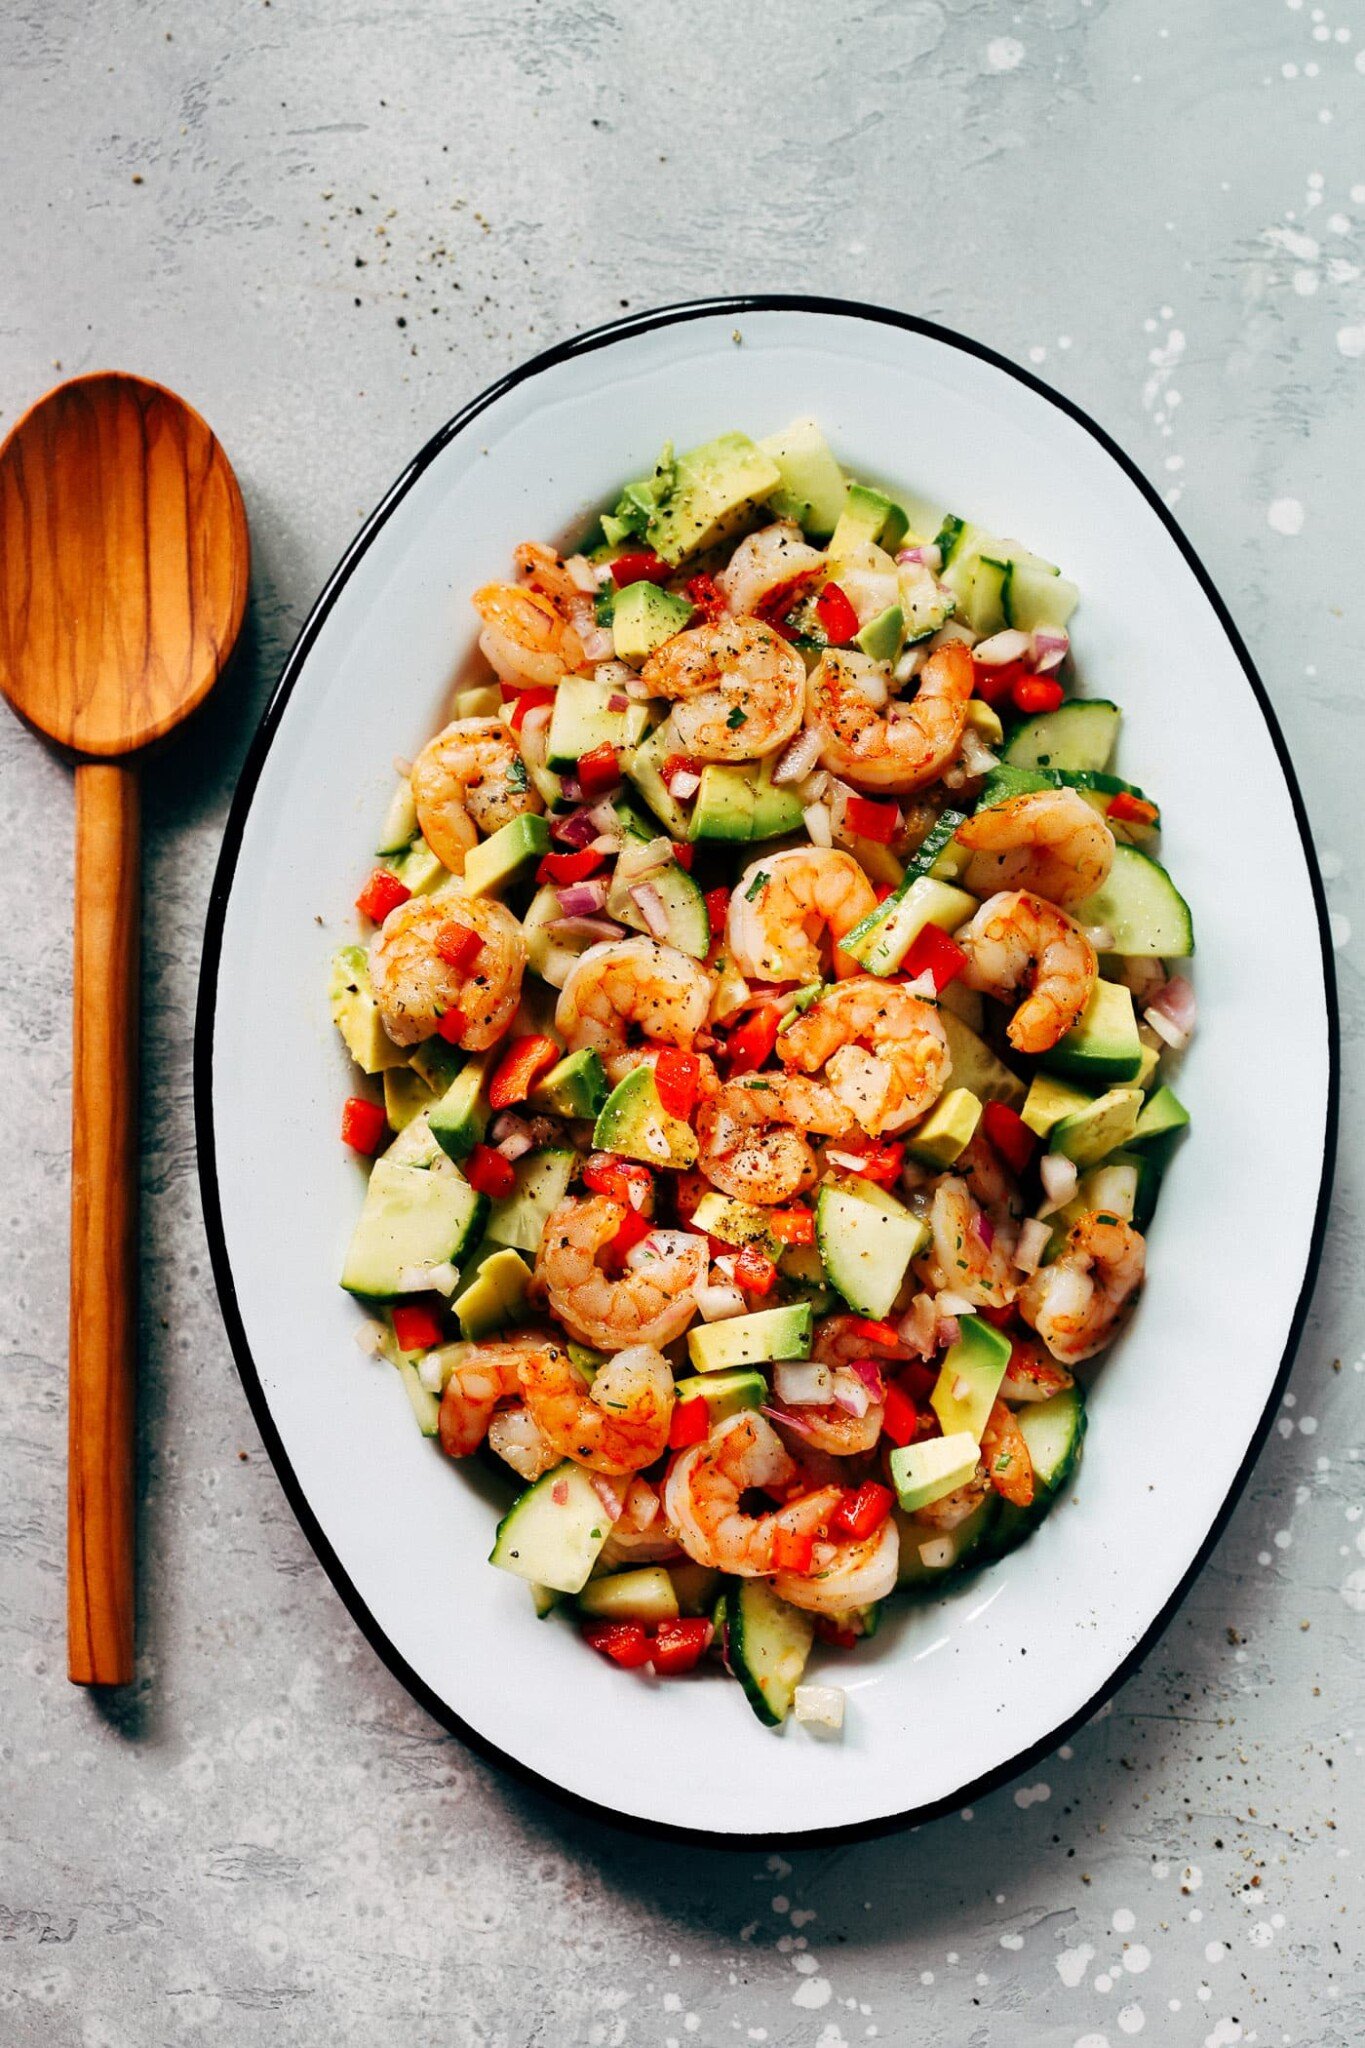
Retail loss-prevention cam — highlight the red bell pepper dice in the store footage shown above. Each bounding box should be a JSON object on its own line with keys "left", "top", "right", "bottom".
{"left": 355, "top": 867, "right": 411, "bottom": 923}
{"left": 463, "top": 1143, "right": 517, "bottom": 1199}
{"left": 726, "top": 1005, "right": 780, "bottom": 1075}
{"left": 651, "top": 1617, "right": 713, "bottom": 1675}
{"left": 581, "top": 1621, "right": 653, "bottom": 1669}
{"left": 1011, "top": 674, "right": 1065, "bottom": 716}
{"left": 340, "top": 1095, "right": 388, "bottom": 1155}
{"left": 684, "top": 572, "right": 724, "bottom": 620}
{"left": 671, "top": 840, "right": 694, "bottom": 871}
{"left": 577, "top": 742, "right": 621, "bottom": 797}
{"left": 391, "top": 1301, "right": 446, "bottom": 1353}
{"left": 508, "top": 684, "right": 557, "bottom": 731}
{"left": 604, "top": 1201, "right": 653, "bottom": 1271}
{"left": 901, "top": 921, "right": 967, "bottom": 993}
{"left": 846, "top": 1316, "right": 903, "bottom": 1350}
{"left": 815, "top": 581, "right": 860, "bottom": 644}
{"left": 489, "top": 1034, "right": 561, "bottom": 1109}
{"left": 668, "top": 1396, "right": 710, "bottom": 1450}
{"left": 537, "top": 846, "right": 605, "bottom": 886}
{"left": 881, "top": 1378, "right": 920, "bottom": 1447}
{"left": 771, "top": 1524, "right": 816, "bottom": 1575}
{"left": 705, "top": 886, "right": 732, "bottom": 937}
{"left": 609, "top": 550, "right": 670, "bottom": 587}
{"left": 654, "top": 1048, "right": 701, "bottom": 1122}
{"left": 1107, "top": 790, "right": 1159, "bottom": 828}
{"left": 979, "top": 1302, "right": 1020, "bottom": 1330}
{"left": 435, "top": 1007, "right": 468, "bottom": 1045}
{"left": 981, "top": 1099, "right": 1037, "bottom": 1177}
{"left": 435, "top": 919, "right": 485, "bottom": 971}
{"left": 845, "top": 793, "right": 900, "bottom": 845}
{"left": 766, "top": 1205, "right": 815, "bottom": 1246}
{"left": 733, "top": 1244, "right": 778, "bottom": 1295}
{"left": 836, "top": 1138, "right": 903, "bottom": 1188}
{"left": 833, "top": 1480, "right": 894, "bottom": 1542}
{"left": 583, "top": 1154, "right": 654, "bottom": 1206}
{"left": 971, "top": 655, "right": 1029, "bottom": 707}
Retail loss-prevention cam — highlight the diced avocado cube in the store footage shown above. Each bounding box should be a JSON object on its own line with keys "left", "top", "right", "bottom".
{"left": 669, "top": 1560, "right": 722, "bottom": 1617}
{"left": 686, "top": 1303, "right": 813, "bottom": 1374}
{"left": 856, "top": 604, "right": 904, "bottom": 663}
{"left": 451, "top": 682, "right": 503, "bottom": 718}
{"left": 485, "top": 1147, "right": 575, "bottom": 1254}
{"left": 759, "top": 417, "right": 848, "bottom": 536}
{"left": 462, "top": 813, "right": 551, "bottom": 897}
{"left": 840, "top": 874, "right": 977, "bottom": 977}
{"left": 546, "top": 677, "right": 628, "bottom": 772}
{"left": 1020, "top": 1072, "right": 1094, "bottom": 1139}
{"left": 383, "top": 1064, "right": 437, "bottom": 1133}
{"left": 329, "top": 944, "right": 409, "bottom": 1075}
{"left": 938, "top": 1010, "right": 1025, "bottom": 1110}
{"left": 672, "top": 1367, "right": 766, "bottom": 1426}
{"left": 454, "top": 1246, "right": 532, "bottom": 1340}
{"left": 830, "top": 481, "right": 898, "bottom": 557}
{"left": 1041, "top": 979, "right": 1144, "bottom": 1086}
{"left": 612, "top": 580, "right": 694, "bottom": 663}
{"left": 816, "top": 1176, "right": 930, "bottom": 1320}
{"left": 1134, "top": 1039, "right": 1161, "bottom": 1092}
{"left": 963, "top": 698, "right": 1005, "bottom": 748}
{"left": 408, "top": 1038, "right": 464, "bottom": 1095}
{"left": 1130, "top": 1083, "right": 1189, "bottom": 1148}
{"left": 904, "top": 1087, "right": 983, "bottom": 1168}
{"left": 645, "top": 431, "right": 781, "bottom": 567}
{"left": 593, "top": 1065, "right": 698, "bottom": 1169}
{"left": 1050, "top": 1086, "right": 1144, "bottom": 1168}
{"left": 890, "top": 1432, "right": 981, "bottom": 1514}
{"left": 528, "top": 1047, "right": 609, "bottom": 1120}
{"left": 428, "top": 1051, "right": 493, "bottom": 1162}
{"left": 386, "top": 836, "right": 449, "bottom": 896}
{"left": 624, "top": 718, "right": 692, "bottom": 839}
{"left": 340, "top": 1159, "right": 488, "bottom": 1299}
{"left": 689, "top": 1193, "right": 784, "bottom": 1259}
{"left": 687, "top": 762, "right": 756, "bottom": 842}
{"left": 577, "top": 1567, "right": 679, "bottom": 1625}
{"left": 930, "top": 1319, "right": 1013, "bottom": 1442}
{"left": 567, "top": 1342, "right": 606, "bottom": 1377}
{"left": 376, "top": 779, "right": 418, "bottom": 856}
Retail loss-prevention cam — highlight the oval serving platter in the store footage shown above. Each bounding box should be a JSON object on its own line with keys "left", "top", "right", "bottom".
{"left": 196, "top": 298, "right": 1336, "bottom": 1844}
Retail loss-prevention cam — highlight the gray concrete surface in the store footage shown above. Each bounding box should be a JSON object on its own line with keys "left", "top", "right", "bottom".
{"left": 2, "top": 3, "right": 1362, "bottom": 2042}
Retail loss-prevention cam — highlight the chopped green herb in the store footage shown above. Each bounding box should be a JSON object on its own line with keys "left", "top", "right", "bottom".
{"left": 726, "top": 705, "right": 748, "bottom": 729}
{"left": 745, "top": 869, "right": 770, "bottom": 902}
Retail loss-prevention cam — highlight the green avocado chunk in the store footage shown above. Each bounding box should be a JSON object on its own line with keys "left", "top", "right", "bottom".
{"left": 643, "top": 431, "right": 781, "bottom": 566}
{"left": 612, "top": 580, "right": 694, "bottom": 662}
{"left": 593, "top": 1065, "right": 698, "bottom": 1168}
{"left": 528, "top": 1048, "right": 609, "bottom": 1120}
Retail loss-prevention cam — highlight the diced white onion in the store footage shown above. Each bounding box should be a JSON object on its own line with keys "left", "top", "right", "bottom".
{"left": 588, "top": 797, "right": 626, "bottom": 835}
{"left": 1145, "top": 973, "right": 1197, "bottom": 1048}
{"left": 1143, "top": 1004, "right": 1185, "bottom": 1050}
{"left": 803, "top": 801, "right": 833, "bottom": 848}
{"left": 594, "top": 659, "right": 635, "bottom": 688}
{"left": 893, "top": 645, "right": 928, "bottom": 686}
{"left": 668, "top": 768, "right": 701, "bottom": 800}
{"left": 696, "top": 1283, "right": 747, "bottom": 1322}
{"left": 896, "top": 1294, "right": 939, "bottom": 1358}
{"left": 793, "top": 1683, "right": 846, "bottom": 1730}
{"left": 418, "top": 1351, "right": 447, "bottom": 1393}
{"left": 547, "top": 914, "right": 627, "bottom": 943}
{"left": 849, "top": 666, "right": 889, "bottom": 708}
{"left": 773, "top": 1360, "right": 834, "bottom": 1406}
{"left": 934, "top": 1290, "right": 978, "bottom": 1319}
{"left": 616, "top": 835, "right": 675, "bottom": 880}
{"left": 580, "top": 624, "right": 614, "bottom": 662}
{"left": 959, "top": 728, "right": 1000, "bottom": 779}
{"left": 916, "top": 1536, "right": 956, "bottom": 1571}
{"left": 825, "top": 1148, "right": 870, "bottom": 1174}
{"left": 1082, "top": 924, "right": 1115, "bottom": 952}
{"left": 1037, "top": 1152, "right": 1079, "bottom": 1216}
{"left": 772, "top": 726, "right": 822, "bottom": 785}
{"left": 896, "top": 544, "right": 942, "bottom": 573}
{"left": 829, "top": 1367, "right": 871, "bottom": 1417}
{"left": 495, "top": 1129, "right": 534, "bottom": 1162}
{"left": 624, "top": 673, "right": 657, "bottom": 700}
{"left": 520, "top": 702, "right": 553, "bottom": 740}
{"left": 796, "top": 768, "right": 831, "bottom": 804}
{"left": 422, "top": 1262, "right": 461, "bottom": 1297}
{"left": 903, "top": 970, "right": 938, "bottom": 1001}
{"left": 354, "top": 1319, "right": 386, "bottom": 1357}
{"left": 972, "top": 628, "right": 1031, "bottom": 667}
{"left": 1014, "top": 1217, "right": 1052, "bottom": 1275}
{"left": 565, "top": 553, "right": 599, "bottom": 594}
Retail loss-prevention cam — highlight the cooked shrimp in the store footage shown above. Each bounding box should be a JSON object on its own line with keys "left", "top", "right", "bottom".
{"left": 913, "top": 1467, "right": 991, "bottom": 1531}
{"left": 534, "top": 1195, "right": 707, "bottom": 1351}
{"left": 1001, "top": 1334, "right": 1075, "bottom": 1404}
{"left": 725, "top": 848, "right": 877, "bottom": 985}
{"left": 775, "top": 1518, "right": 900, "bottom": 1615}
{"left": 436, "top": 1333, "right": 553, "bottom": 1459}
{"left": 805, "top": 638, "right": 974, "bottom": 793}
{"left": 955, "top": 889, "right": 1097, "bottom": 1055}
{"left": 955, "top": 787, "right": 1115, "bottom": 906}
{"left": 520, "top": 1341, "right": 675, "bottom": 1475}
{"left": 486, "top": 1403, "right": 558, "bottom": 1483}
{"left": 766, "top": 1314, "right": 906, "bottom": 1455}
{"left": 472, "top": 542, "right": 589, "bottom": 687}
{"left": 368, "top": 891, "right": 526, "bottom": 1049}
{"left": 715, "top": 520, "right": 826, "bottom": 617}
{"left": 663, "top": 1410, "right": 845, "bottom": 1577}
{"left": 641, "top": 617, "right": 805, "bottom": 761}
{"left": 1020, "top": 1211, "right": 1145, "bottom": 1363}
{"left": 980, "top": 1398, "right": 1034, "bottom": 1507}
{"left": 920, "top": 1173, "right": 1019, "bottom": 1309}
{"left": 410, "top": 718, "right": 543, "bottom": 874}
{"left": 555, "top": 936, "right": 714, "bottom": 1084}
{"left": 777, "top": 977, "right": 951, "bottom": 1137}
{"left": 600, "top": 1478, "right": 681, "bottom": 1566}
{"left": 696, "top": 1074, "right": 854, "bottom": 1206}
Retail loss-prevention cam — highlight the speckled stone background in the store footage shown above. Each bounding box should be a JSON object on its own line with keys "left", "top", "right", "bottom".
{"left": 2, "top": 3, "right": 1362, "bottom": 2043}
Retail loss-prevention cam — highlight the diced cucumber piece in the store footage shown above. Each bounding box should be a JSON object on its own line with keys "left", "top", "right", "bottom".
{"left": 1071, "top": 844, "right": 1195, "bottom": 958}
{"left": 376, "top": 779, "right": 418, "bottom": 856}
{"left": 383, "top": 1063, "right": 436, "bottom": 1134}
{"left": 624, "top": 719, "right": 692, "bottom": 839}
{"left": 816, "top": 1177, "right": 930, "bottom": 1319}
{"left": 546, "top": 677, "right": 628, "bottom": 771}
{"left": 724, "top": 1578, "right": 815, "bottom": 1727}
{"left": 485, "top": 1148, "right": 575, "bottom": 1253}
{"left": 490, "top": 1461, "right": 618, "bottom": 1594}
{"left": 904, "top": 808, "right": 969, "bottom": 883}
{"left": 670, "top": 1560, "right": 722, "bottom": 1617}
{"left": 521, "top": 884, "right": 599, "bottom": 991}
{"left": 967, "top": 554, "right": 1012, "bottom": 637}
{"left": 530, "top": 1582, "right": 561, "bottom": 1618}
{"left": 977, "top": 763, "right": 1054, "bottom": 810}
{"left": 607, "top": 857, "right": 710, "bottom": 959}
{"left": 760, "top": 417, "right": 849, "bottom": 536}
{"left": 1004, "top": 699, "right": 1121, "bottom": 774}
{"left": 1007, "top": 561, "right": 1079, "bottom": 632}
{"left": 895, "top": 1493, "right": 998, "bottom": 1588}
{"left": 340, "top": 1160, "right": 487, "bottom": 1299}
{"left": 841, "top": 874, "right": 978, "bottom": 977}
{"left": 577, "top": 1567, "right": 679, "bottom": 1625}
{"left": 1103, "top": 1148, "right": 1164, "bottom": 1231}
{"left": 1021, "top": 1384, "right": 1086, "bottom": 1491}
{"left": 939, "top": 1010, "right": 1025, "bottom": 1110}
{"left": 385, "top": 836, "right": 449, "bottom": 897}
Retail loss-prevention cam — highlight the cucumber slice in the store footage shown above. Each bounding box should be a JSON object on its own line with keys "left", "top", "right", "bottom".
{"left": 485, "top": 1148, "right": 575, "bottom": 1254}
{"left": 1004, "top": 699, "right": 1121, "bottom": 774}
{"left": 1007, "top": 561, "right": 1079, "bottom": 632}
{"left": 624, "top": 719, "right": 692, "bottom": 839}
{"left": 577, "top": 1567, "right": 680, "bottom": 1625}
{"left": 1019, "top": 1383, "right": 1087, "bottom": 1492}
{"left": 816, "top": 1176, "right": 930, "bottom": 1319}
{"left": 841, "top": 874, "right": 978, "bottom": 978}
{"left": 724, "top": 1578, "right": 816, "bottom": 1727}
{"left": 895, "top": 1494, "right": 998, "bottom": 1588}
{"left": 1071, "top": 843, "right": 1194, "bottom": 958}
{"left": 546, "top": 677, "right": 628, "bottom": 771}
{"left": 521, "top": 883, "right": 599, "bottom": 990}
{"left": 376, "top": 779, "right": 419, "bottom": 856}
{"left": 607, "top": 858, "right": 710, "bottom": 959}
{"left": 489, "top": 1461, "right": 618, "bottom": 1594}
{"left": 340, "top": 1159, "right": 487, "bottom": 1299}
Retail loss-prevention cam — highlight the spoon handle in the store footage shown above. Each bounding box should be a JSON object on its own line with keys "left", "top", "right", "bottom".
{"left": 68, "top": 760, "right": 139, "bottom": 1686}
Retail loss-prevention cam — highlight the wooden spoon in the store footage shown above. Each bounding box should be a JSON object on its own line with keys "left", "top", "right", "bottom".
{"left": 0, "top": 373, "right": 249, "bottom": 1685}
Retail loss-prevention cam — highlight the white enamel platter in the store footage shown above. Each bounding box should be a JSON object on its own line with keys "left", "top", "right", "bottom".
{"left": 197, "top": 298, "right": 1337, "bottom": 1844}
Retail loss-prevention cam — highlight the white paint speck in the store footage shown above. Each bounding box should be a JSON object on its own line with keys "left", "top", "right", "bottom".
{"left": 1203, "top": 2020, "right": 1243, "bottom": 2046}
{"left": 1124, "top": 1946, "right": 1152, "bottom": 1976}
{"left": 1250, "top": 1922, "right": 1275, "bottom": 1947}
{"left": 1113, "top": 1909, "right": 1136, "bottom": 1934}
{"left": 1182, "top": 1865, "right": 1204, "bottom": 1891}
{"left": 1267, "top": 498, "right": 1305, "bottom": 534}
{"left": 1096, "top": 1975, "right": 1114, "bottom": 1993}
{"left": 1293, "top": 269, "right": 1319, "bottom": 294}
{"left": 1205, "top": 1941, "right": 1227, "bottom": 1964}
{"left": 985, "top": 36, "right": 1025, "bottom": 71}
{"left": 1057, "top": 1945, "right": 1095, "bottom": 1989}
{"left": 1341, "top": 1568, "right": 1365, "bottom": 1611}
{"left": 1118, "top": 2008, "right": 1146, "bottom": 2037}
{"left": 1014, "top": 1781, "right": 1051, "bottom": 1808}
{"left": 1337, "top": 324, "right": 1365, "bottom": 357}
{"left": 792, "top": 1979, "right": 832, "bottom": 2010}
{"left": 1075, "top": 2033, "right": 1111, "bottom": 2048}
{"left": 1000, "top": 1933, "right": 1024, "bottom": 1951}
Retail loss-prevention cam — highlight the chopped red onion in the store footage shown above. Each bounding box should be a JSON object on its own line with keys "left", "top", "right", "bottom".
{"left": 772, "top": 727, "right": 822, "bottom": 786}
{"left": 490, "top": 1110, "right": 532, "bottom": 1146}
{"left": 556, "top": 877, "right": 610, "bottom": 917}
{"left": 354, "top": 1319, "right": 386, "bottom": 1357}
{"left": 520, "top": 702, "right": 553, "bottom": 739}
{"left": 773, "top": 1361, "right": 833, "bottom": 1407}
{"left": 937, "top": 1313, "right": 962, "bottom": 1350}
{"left": 897, "top": 1294, "right": 939, "bottom": 1357}
{"left": 550, "top": 806, "right": 600, "bottom": 847}
{"left": 547, "top": 914, "right": 626, "bottom": 944}
{"left": 935, "top": 1290, "right": 977, "bottom": 1319}
{"left": 1032, "top": 627, "right": 1071, "bottom": 673}
{"left": 896, "top": 544, "right": 942, "bottom": 572}
{"left": 971, "top": 1210, "right": 995, "bottom": 1251}
{"left": 624, "top": 673, "right": 656, "bottom": 700}
{"left": 1145, "top": 973, "right": 1196, "bottom": 1049}
{"left": 762, "top": 1403, "right": 816, "bottom": 1438}
{"left": 580, "top": 625, "right": 614, "bottom": 662}
{"left": 1015, "top": 1217, "right": 1051, "bottom": 1274}
{"left": 607, "top": 693, "right": 629, "bottom": 713}
{"left": 903, "top": 970, "right": 937, "bottom": 1001}
{"left": 589, "top": 1473, "right": 625, "bottom": 1522}
{"left": 696, "top": 1283, "right": 747, "bottom": 1322}
{"left": 829, "top": 1368, "right": 870, "bottom": 1417}
{"left": 630, "top": 882, "right": 672, "bottom": 940}
{"left": 845, "top": 1356, "right": 886, "bottom": 1398}
{"left": 495, "top": 1128, "right": 534, "bottom": 1162}
{"left": 803, "top": 801, "right": 833, "bottom": 849}
{"left": 617, "top": 836, "right": 675, "bottom": 879}
{"left": 588, "top": 798, "right": 625, "bottom": 835}
{"left": 972, "top": 628, "right": 1031, "bottom": 667}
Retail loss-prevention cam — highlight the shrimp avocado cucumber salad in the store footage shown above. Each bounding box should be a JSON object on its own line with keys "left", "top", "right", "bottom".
{"left": 332, "top": 419, "right": 1194, "bottom": 1730}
